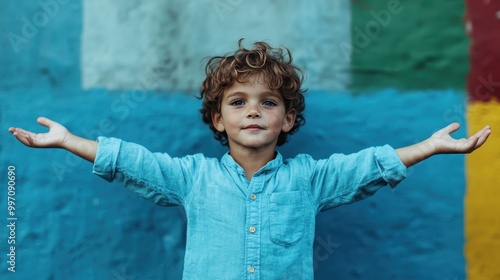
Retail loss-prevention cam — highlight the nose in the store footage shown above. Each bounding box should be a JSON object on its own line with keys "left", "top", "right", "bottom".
{"left": 247, "top": 106, "right": 261, "bottom": 118}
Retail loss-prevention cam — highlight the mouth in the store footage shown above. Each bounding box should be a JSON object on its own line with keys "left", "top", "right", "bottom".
{"left": 243, "top": 124, "right": 264, "bottom": 130}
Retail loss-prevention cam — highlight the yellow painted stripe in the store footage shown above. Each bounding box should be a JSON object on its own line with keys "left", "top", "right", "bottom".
{"left": 466, "top": 101, "right": 500, "bottom": 279}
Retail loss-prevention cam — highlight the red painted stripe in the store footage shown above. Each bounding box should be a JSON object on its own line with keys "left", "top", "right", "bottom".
{"left": 466, "top": 0, "right": 500, "bottom": 102}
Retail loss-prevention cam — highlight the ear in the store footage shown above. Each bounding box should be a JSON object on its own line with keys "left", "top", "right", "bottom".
{"left": 282, "top": 109, "right": 296, "bottom": 133}
{"left": 212, "top": 111, "right": 225, "bottom": 132}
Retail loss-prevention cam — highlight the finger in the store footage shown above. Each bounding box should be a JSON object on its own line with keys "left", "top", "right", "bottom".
{"left": 11, "top": 127, "right": 36, "bottom": 138}
{"left": 37, "top": 116, "right": 55, "bottom": 129}
{"left": 464, "top": 126, "right": 491, "bottom": 152}
{"left": 469, "top": 125, "right": 491, "bottom": 142}
{"left": 442, "top": 122, "right": 461, "bottom": 135}
{"left": 26, "top": 133, "right": 35, "bottom": 146}
{"left": 11, "top": 130, "right": 32, "bottom": 147}
{"left": 473, "top": 127, "right": 492, "bottom": 149}
{"left": 478, "top": 125, "right": 492, "bottom": 135}
{"left": 11, "top": 127, "right": 40, "bottom": 146}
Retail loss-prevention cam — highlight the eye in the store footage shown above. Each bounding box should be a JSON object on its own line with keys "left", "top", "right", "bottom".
{"left": 262, "top": 100, "right": 277, "bottom": 106}
{"left": 230, "top": 99, "right": 245, "bottom": 106}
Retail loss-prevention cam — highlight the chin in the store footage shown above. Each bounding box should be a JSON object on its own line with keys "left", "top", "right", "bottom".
{"left": 245, "top": 140, "right": 277, "bottom": 149}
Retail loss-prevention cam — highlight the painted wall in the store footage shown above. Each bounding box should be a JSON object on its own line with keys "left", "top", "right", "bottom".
{"left": 1, "top": 0, "right": 471, "bottom": 279}
{"left": 351, "top": 0, "right": 468, "bottom": 91}
{"left": 465, "top": 1, "right": 500, "bottom": 279}
{"left": 81, "top": 0, "right": 351, "bottom": 91}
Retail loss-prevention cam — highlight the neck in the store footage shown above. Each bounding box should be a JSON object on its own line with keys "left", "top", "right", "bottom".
{"left": 228, "top": 147, "right": 276, "bottom": 181}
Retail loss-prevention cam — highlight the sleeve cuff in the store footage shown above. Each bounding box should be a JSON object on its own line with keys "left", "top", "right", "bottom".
{"left": 92, "top": 137, "right": 122, "bottom": 182}
{"left": 375, "top": 145, "right": 407, "bottom": 188}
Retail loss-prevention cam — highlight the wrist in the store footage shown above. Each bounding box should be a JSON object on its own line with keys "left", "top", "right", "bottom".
{"left": 421, "top": 138, "right": 438, "bottom": 157}
{"left": 60, "top": 132, "right": 75, "bottom": 150}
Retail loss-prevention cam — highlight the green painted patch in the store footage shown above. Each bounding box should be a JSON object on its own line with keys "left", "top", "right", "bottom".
{"left": 350, "top": 0, "right": 468, "bottom": 91}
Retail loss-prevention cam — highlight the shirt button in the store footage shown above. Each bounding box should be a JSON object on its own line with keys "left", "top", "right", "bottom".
{"left": 248, "top": 266, "right": 255, "bottom": 273}
{"left": 250, "top": 194, "right": 257, "bottom": 200}
{"left": 249, "top": 226, "right": 256, "bottom": 233}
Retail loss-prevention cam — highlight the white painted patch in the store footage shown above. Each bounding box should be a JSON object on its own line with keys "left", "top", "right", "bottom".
{"left": 81, "top": 0, "right": 351, "bottom": 91}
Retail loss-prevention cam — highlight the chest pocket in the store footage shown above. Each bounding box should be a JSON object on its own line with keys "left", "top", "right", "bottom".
{"left": 268, "top": 191, "right": 305, "bottom": 247}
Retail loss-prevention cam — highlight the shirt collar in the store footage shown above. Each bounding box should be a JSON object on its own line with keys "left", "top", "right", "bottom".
{"left": 221, "top": 151, "right": 283, "bottom": 176}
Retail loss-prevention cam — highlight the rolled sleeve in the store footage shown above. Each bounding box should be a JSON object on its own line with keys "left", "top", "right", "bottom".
{"left": 374, "top": 145, "right": 407, "bottom": 188}
{"left": 309, "top": 145, "right": 407, "bottom": 212}
{"left": 91, "top": 136, "right": 201, "bottom": 207}
{"left": 92, "top": 137, "right": 122, "bottom": 182}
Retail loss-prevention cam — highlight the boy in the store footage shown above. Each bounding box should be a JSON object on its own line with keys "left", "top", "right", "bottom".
{"left": 9, "top": 41, "right": 491, "bottom": 279}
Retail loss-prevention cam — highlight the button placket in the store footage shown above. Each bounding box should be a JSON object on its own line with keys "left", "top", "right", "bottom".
{"left": 245, "top": 177, "right": 262, "bottom": 279}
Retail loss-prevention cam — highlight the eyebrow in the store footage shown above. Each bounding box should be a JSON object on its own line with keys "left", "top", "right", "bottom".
{"left": 225, "top": 91, "right": 281, "bottom": 100}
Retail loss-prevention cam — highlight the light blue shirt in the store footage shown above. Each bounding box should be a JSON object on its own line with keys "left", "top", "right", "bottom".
{"left": 93, "top": 137, "right": 407, "bottom": 279}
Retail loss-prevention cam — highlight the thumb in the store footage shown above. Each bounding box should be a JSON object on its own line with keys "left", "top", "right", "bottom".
{"left": 37, "top": 117, "right": 55, "bottom": 129}
{"left": 442, "top": 122, "right": 460, "bottom": 135}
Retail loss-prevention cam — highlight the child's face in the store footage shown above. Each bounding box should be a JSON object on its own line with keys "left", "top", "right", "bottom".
{"left": 212, "top": 74, "right": 296, "bottom": 152}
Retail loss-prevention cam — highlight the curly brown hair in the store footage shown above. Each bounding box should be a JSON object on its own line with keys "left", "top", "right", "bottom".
{"left": 199, "top": 39, "right": 306, "bottom": 146}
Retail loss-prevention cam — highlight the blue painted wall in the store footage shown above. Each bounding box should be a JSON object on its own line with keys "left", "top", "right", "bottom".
{"left": 1, "top": 1, "right": 467, "bottom": 279}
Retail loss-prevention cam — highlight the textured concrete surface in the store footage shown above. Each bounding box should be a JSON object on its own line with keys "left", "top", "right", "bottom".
{"left": 466, "top": 102, "right": 500, "bottom": 280}
{"left": 81, "top": 0, "right": 351, "bottom": 91}
{"left": 465, "top": 1, "right": 500, "bottom": 279}
{"left": 466, "top": 0, "right": 500, "bottom": 102}
{"left": 1, "top": 0, "right": 468, "bottom": 279}
{"left": 1, "top": 89, "right": 467, "bottom": 279}
{"left": 351, "top": 0, "right": 469, "bottom": 91}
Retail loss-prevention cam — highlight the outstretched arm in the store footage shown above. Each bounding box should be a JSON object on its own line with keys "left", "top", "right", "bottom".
{"left": 396, "top": 123, "right": 491, "bottom": 167}
{"left": 8, "top": 117, "right": 98, "bottom": 163}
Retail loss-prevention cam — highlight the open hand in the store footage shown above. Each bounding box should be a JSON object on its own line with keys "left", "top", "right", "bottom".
{"left": 8, "top": 117, "right": 71, "bottom": 148}
{"left": 429, "top": 122, "right": 491, "bottom": 154}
